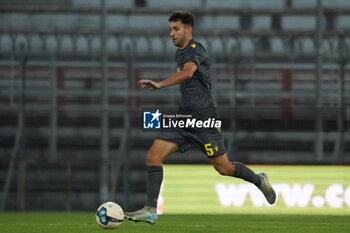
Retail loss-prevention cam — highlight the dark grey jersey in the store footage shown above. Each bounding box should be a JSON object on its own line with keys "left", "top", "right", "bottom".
{"left": 176, "top": 39, "right": 217, "bottom": 119}
{"left": 157, "top": 40, "right": 225, "bottom": 157}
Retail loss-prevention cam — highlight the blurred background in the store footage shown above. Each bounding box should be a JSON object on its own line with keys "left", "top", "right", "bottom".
{"left": 0, "top": 0, "right": 349, "bottom": 212}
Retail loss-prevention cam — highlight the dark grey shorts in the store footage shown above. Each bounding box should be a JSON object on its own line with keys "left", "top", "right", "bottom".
{"left": 156, "top": 127, "right": 226, "bottom": 158}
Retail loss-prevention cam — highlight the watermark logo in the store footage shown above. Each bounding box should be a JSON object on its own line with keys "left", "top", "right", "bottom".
{"left": 143, "top": 109, "right": 162, "bottom": 129}
{"left": 143, "top": 109, "right": 222, "bottom": 130}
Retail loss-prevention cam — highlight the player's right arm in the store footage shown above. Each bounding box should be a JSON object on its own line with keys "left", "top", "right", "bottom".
{"left": 138, "top": 62, "right": 197, "bottom": 90}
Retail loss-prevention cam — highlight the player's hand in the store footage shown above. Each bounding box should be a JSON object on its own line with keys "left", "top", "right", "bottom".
{"left": 137, "top": 79, "right": 162, "bottom": 90}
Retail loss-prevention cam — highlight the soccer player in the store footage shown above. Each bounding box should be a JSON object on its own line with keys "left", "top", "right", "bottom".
{"left": 124, "top": 10, "right": 276, "bottom": 225}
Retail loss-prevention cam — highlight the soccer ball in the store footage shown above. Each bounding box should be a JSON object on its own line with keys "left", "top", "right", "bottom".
{"left": 96, "top": 201, "right": 124, "bottom": 229}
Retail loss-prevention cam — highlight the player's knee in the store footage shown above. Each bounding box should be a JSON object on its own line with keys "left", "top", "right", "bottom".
{"left": 146, "top": 151, "right": 162, "bottom": 166}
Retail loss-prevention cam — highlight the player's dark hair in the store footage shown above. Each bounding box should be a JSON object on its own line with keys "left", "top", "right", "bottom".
{"left": 168, "top": 10, "right": 195, "bottom": 28}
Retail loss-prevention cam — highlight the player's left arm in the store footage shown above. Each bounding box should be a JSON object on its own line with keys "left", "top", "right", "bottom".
{"left": 138, "top": 62, "right": 197, "bottom": 90}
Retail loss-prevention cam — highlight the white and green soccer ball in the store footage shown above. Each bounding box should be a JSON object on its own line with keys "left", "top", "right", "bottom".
{"left": 96, "top": 201, "right": 124, "bottom": 229}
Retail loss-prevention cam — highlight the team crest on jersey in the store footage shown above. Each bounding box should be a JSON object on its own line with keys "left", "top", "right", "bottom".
{"left": 191, "top": 43, "right": 196, "bottom": 48}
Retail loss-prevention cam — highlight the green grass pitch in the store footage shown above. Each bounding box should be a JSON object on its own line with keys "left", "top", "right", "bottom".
{"left": 0, "top": 213, "right": 349, "bottom": 233}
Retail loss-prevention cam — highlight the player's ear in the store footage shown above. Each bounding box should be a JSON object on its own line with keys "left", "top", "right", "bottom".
{"left": 187, "top": 26, "right": 193, "bottom": 34}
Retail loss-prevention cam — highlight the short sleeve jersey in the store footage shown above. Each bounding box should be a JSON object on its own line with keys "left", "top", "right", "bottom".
{"left": 176, "top": 39, "right": 217, "bottom": 119}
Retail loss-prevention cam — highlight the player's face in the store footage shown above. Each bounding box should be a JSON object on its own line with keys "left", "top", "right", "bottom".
{"left": 169, "top": 20, "right": 191, "bottom": 49}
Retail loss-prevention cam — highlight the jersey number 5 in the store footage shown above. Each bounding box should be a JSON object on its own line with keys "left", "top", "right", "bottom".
{"left": 204, "top": 143, "right": 214, "bottom": 156}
